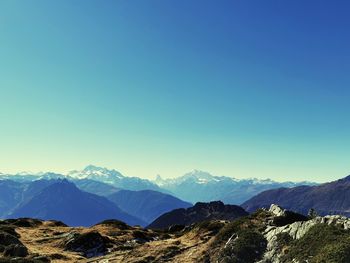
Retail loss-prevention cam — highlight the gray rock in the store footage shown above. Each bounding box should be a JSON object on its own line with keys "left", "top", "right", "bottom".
{"left": 258, "top": 205, "right": 350, "bottom": 263}
{"left": 63, "top": 231, "right": 110, "bottom": 258}
{"left": 269, "top": 204, "right": 286, "bottom": 217}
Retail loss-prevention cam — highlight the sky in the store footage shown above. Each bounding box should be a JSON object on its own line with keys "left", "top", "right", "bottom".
{"left": 0, "top": 1, "right": 350, "bottom": 182}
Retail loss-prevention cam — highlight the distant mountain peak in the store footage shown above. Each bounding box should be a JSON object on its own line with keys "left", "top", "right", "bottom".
{"left": 82, "top": 165, "right": 121, "bottom": 175}
{"left": 83, "top": 165, "right": 107, "bottom": 172}
{"left": 186, "top": 169, "right": 213, "bottom": 177}
{"left": 182, "top": 170, "right": 217, "bottom": 183}
{"left": 338, "top": 174, "right": 350, "bottom": 182}
{"left": 67, "top": 165, "right": 124, "bottom": 181}
{"left": 155, "top": 174, "right": 163, "bottom": 183}
{"left": 65, "top": 165, "right": 163, "bottom": 192}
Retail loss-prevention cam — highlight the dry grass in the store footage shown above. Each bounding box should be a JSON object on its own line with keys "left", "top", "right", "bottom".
{"left": 8, "top": 219, "right": 222, "bottom": 263}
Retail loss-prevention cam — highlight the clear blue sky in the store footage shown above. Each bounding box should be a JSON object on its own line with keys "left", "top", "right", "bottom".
{"left": 1, "top": 0, "right": 350, "bottom": 182}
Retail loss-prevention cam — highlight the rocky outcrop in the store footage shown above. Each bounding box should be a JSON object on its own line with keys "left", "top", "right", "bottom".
{"left": 269, "top": 204, "right": 286, "bottom": 217}
{"left": 63, "top": 231, "right": 111, "bottom": 258}
{"left": 258, "top": 204, "right": 350, "bottom": 263}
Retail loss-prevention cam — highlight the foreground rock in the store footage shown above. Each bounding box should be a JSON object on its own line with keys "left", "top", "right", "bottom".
{"left": 258, "top": 205, "right": 350, "bottom": 263}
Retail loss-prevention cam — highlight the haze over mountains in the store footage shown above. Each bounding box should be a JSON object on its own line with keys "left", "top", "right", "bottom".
{"left": 10, "top": 180, "right": 145, "bottom": 227}
{"left": 0, "top": 165, "right": 319, "bottom": 228}
{"left": 108, "top": 189, "right": 192, "bottom": 223}
{"left": 154, "top": 170, "right": 315, "bottom": 204}
{"left": 0, "top": 165, "right": 315, "bottom": 205}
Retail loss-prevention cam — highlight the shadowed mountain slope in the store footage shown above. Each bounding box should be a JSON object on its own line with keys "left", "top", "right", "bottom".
{"left": 9, "top": 179, "right": 146, "bottom": 227}
{"left": 242, "top": 175, "right": 350, "bottom": 216}
{"left": 107, "top": 189, "right": 192, "bottom": 223}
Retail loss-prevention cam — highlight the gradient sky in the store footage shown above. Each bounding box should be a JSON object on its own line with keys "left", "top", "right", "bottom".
{"left": 1, "top": 1, "right": 350, "bottom": 182}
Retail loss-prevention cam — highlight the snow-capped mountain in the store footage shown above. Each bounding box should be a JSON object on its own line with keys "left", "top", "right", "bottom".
{"left": 0, "top": 172, "right": 44, "bottom": 182}
{"left": 67, "top": 165, "right": 166, "bottom": 192}
{"left": 0, "top": 166, "right": 316, "bottom": 204}
{"left": 0, "top": 165, "right": 166, "bottom": 193}
{"left": 154, "top": 170, "right": 316, "bottom": 204}
{"left": 68, "top": 165, "right": 124, "bottom": 183}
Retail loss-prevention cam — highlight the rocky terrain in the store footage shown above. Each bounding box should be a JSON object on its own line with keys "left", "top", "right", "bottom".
{"left": 2, "top": 204, "right": 350, "bottom": 262}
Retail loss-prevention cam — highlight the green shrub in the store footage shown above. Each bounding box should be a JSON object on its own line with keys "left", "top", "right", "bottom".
{"left": 217, "top": 229, "right": 267, "bottom": 263}
{"left": 281, "top": 224, "right": 350, "bottom": 263}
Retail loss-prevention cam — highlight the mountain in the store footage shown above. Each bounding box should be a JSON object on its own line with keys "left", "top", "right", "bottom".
{"left": 148, "top": 201, "right": 248, "bottom": 229}
{"left": 0, "top": 180, "right": 25, "bottom": 217}
{"left": 73, "top": 179, "right": 121, "bottom": 196}
{"left": 9, "top": 179, "right": 146, "bottom": 227}
{"left": 0, "top": 179, "right": 59, "bottom": 217}
{"left": 0, "top": 172, "right": 43, "bottom": 182}
{"left": 107, "top": 190, "right": 192, "bottom": 223}
{"left": 242, "top": 175, "right": 350, "bottom": 216}
{"left": 0, "top": 166, "right": 168, "bottom": 194}
{"left": 68, "top": 165, "right": 166, "bottom": 192}
{"left": 154, "top": 170, "right": 315, "bottom": 204}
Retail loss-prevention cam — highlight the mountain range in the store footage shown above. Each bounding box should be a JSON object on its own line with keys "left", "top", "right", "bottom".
{"left": 154, "top": 170, "right": 315, "bottom": 204}
{"left": 0, "top": 178, "right": 191, "bottom": 226}
{"left": 242, "top": 175, "right": 350, "bottom": 217}
{"left": 9, "top": 179, "right": 145, "bottom": 227}
{"left": 0, "top": 165, "right": 316, "bottom": 205}
{"left": 0, "top": 165, "right": 322, "bottom": 228}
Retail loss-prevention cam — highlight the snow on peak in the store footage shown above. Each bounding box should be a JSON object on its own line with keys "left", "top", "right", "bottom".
{"left": 184, "top": 170, "right": 215, "bottom": 180}
{"left": 67, "top": 165, "right": 124, "bottom": 181}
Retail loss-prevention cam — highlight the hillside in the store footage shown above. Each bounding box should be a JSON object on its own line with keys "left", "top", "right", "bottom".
{"left": 148, "top": 201, "right": 248, "bottom": 229}
{"left": 242, "top": 175, "right": 350, "bottom": 216}
{"left": 107, "top": 189, "right": 192, "bottom": 223}
{"left": 9, "top": 179, "right": 145, "bottom": 227}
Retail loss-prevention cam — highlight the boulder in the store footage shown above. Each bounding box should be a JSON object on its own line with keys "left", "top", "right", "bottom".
{"left": 63, "top": 231, "right": 110, "bottom": 258}
{"left": 269, "top": 204, "right": 286, "bottom": 217}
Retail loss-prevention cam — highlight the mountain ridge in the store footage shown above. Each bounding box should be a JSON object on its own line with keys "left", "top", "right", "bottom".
{"left": 153, "top": 170, "right": 316, "bottom": 204}
{"left": 9, "top": 179, "right": 146, "bottom": 227}
{"left": 242, "top": 174, "right": 350, "bottom": 216}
